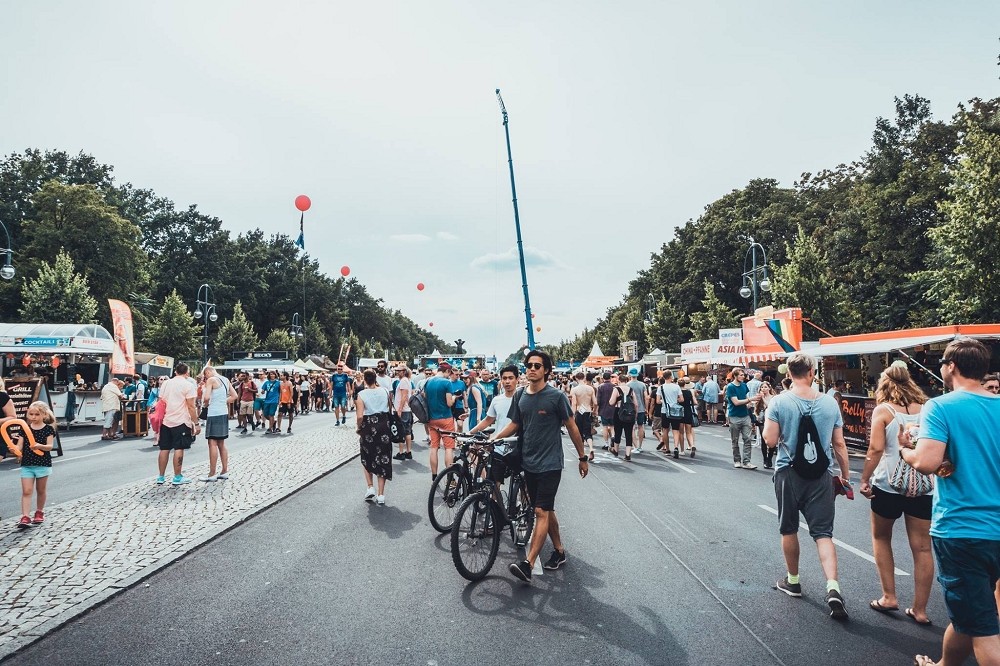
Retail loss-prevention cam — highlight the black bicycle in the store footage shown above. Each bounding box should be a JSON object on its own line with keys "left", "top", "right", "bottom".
{"left": 450, "top": 436, "right": 535, "bottom": 581}
{"left": 427, "top": 428, "right": 492, "bottom": 533}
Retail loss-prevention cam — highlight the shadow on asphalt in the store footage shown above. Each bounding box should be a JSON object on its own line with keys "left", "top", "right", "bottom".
{"left": 459, "top": 556, "right": 685, "bottom": 664}
{"left": 366, "top": 504, "right": 421, "bottom": 539}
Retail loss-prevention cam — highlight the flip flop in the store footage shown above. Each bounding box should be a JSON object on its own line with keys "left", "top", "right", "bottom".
{"left": 905, "top": 608, "right": 932, "bottom": 626}
{"left": 869, "top": 599, "right": 899, "bottom": 614}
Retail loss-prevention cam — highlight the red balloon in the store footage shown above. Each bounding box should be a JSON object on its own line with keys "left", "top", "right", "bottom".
{"left": 429, "top": 322, "right": 434, "bottom": 327}
{"left": 340, "top": 266, "right": 350, "bottom": 277}
{"left": 416, "top": 283, "right": 425, "bottom": 291}
{"left": 535, "top": 326, "right": 541, "bottom": 332}
{"left": 531, "top": 313, "right": 536, "bottom": 319}
{"left": 294, "top": 195, "right": 311, "bottom": 212}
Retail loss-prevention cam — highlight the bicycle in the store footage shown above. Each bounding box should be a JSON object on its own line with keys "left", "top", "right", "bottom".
{"left": 450, "top": 436, "right": 535, "bottom": 581}
{"left": 427, "top": 428, "right": 490, "bottom": 533}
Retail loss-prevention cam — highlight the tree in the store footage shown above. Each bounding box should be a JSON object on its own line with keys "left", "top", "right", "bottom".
{"left": 262, "top": 329, "right": 299, "bottom": 357}
{"left": 24, "top": 181, "right": 149, "bottom": 309}
{"left": 304, "top": 316, "right": 330, "bottom": 358}
{"left": 689, "top": 280, "right": 739, "bottom": 340}
{"left": 770, "top": 226, "right": 858, "bottom": 335}
{"left": 924, "top": 99, "right": 1000, "bottom": 323}
{"left": 214, "top": 301, "right": 259, "bottom": 360}
{"left": 143, "top": 290, "right": 200, "bottom": 361}
{"left": 18, "top": 249, "right": 98, "bottom": 323}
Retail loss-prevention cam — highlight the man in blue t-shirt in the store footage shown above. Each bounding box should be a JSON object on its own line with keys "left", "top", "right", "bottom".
{"left": 424, "top": 363, "right": 459, "bottom": 480}
{"left": 330, "top": 363, "right": 351, "bottom": 426}
{"left": 725, "top": 369, "right": 757, "bottom": 469}
{"left": 903, "top": 338, "right": 1000, "bottom": 666}
{"left": 763, "top": 352, "right": 851, "bottom": 620}
{"left": 260, "top": 371, "right": 281, "bottom": 434}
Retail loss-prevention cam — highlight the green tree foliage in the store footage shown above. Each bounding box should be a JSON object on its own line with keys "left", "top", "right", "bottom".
{"left": 214, "top": 301, "right": 260, "bottom": 360}
{"left": 689, "top": 280, "right": 739, "bottom": 340}
{"left": 924, "top": 99, "right": 1000, "bottom": 323}
{"left": 143, "top": 290, "right": 201, "bottom": 361}
{"left": 771, "top": 226, "right": 858, "bottom": 335}
{"left": 303, "top": 316, "right": 330, "bottom": 358}
{"left": 18, "top": 249, "right": 98, "bottom": 323}
{"left": 262, "top": 329, "right": 299, "bottom": 358}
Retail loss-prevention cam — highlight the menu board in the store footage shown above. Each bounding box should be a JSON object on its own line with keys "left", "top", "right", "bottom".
{"left": 840, "top": 394, "right": 874, "bottom": 452}
{"left": 4, "top": 379, "right": 64, "bottom": 456}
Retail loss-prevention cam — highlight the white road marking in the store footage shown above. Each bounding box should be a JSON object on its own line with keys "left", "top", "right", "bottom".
{"left": 662, "top": 458, "right": 697, "bottom": 474}
{"left": 53, "top": 451, "right": 113, "bottom": 463}
{"left": 757, "top": 504, "right": 909, "bottom": 576}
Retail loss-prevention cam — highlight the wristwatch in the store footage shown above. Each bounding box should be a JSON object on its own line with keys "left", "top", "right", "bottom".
{"left": 579, "top": 455, "right": 589, "bottom": 462}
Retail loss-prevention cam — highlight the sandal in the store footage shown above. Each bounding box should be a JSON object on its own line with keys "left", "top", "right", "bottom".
{"left": 913, "top": 656, "right": 937, "bottom": 666}
{"left": 905, "top": 608, "right": 932, "bottom": 626}
{"left": 588, "top": 451, "right": 594, "bottom": 462}
{"left": 869, "top": 599, "right": 899, "bottom": 614}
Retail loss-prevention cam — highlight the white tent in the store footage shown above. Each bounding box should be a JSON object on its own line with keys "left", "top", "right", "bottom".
{"left": 589, "top": 341, "right": 604, "bottom": 357}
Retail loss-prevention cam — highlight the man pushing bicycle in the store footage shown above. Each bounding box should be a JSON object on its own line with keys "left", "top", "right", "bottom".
{"left": 491, "top": 349, "right": 589, "bottom": 584}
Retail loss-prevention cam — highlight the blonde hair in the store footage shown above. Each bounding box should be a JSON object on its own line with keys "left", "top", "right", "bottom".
{"left": 875, "top": 364, "right": 927, "bottom": 407}
{"left": 28, "top": 401, "right": 56, "bottom": 425}
{"left": 785, "top": 352, "right": 817, "bottom": 379}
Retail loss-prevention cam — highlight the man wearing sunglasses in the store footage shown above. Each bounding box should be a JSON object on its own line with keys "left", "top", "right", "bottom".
{"left": 492, "top": 350, "right": 588, "bottom": 584}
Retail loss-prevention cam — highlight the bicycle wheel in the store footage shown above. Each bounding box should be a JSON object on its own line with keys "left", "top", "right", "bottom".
{"left": 428, "top": 464, "right": 469, "bottom": 533}
{"left": 507, "top": 475, "right": 535, "bottom": 548}
{"left": 450, "top": 492, "right": 501, "bottom": 581}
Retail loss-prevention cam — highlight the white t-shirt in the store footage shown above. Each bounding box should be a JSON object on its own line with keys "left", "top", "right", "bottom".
{"left": 660, "top": 382, "right": 681, "bottom": 412}
{"left": 300, "top": 379, "right": 311, "bottom": 393}
{"left": 488, "top": 393, "right": 514, "bottom": 435}
{"left": 375, "top": 375, "right": 393, "bottom": 392}
{"left": 359, "top": 387, "right": 391, "bottom": 415}
{"left": 394, "top": 377, "right": 412, "bottom": 412}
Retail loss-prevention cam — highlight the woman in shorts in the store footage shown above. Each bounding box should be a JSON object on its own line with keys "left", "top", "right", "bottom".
{"left": 858, "top": 362, "right": 933, "bottom": 625}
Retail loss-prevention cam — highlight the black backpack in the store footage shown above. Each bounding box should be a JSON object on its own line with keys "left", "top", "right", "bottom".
{"left": 791, "top": 399, "right": 830, "bottom": 480}
{"left": 408, "top": 391, "right": 430, "bottom": 424}
{"left": 615, "top": 387, "right": 637, "bottom": 424}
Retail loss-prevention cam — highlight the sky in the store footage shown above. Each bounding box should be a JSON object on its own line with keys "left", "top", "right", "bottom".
{"left": 2, "top": 1, "right": 998, "bottom": 359}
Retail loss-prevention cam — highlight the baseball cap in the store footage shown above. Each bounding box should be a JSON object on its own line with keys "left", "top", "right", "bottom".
{"left": 438, "top": 362, "right": 452, "bottom": 371}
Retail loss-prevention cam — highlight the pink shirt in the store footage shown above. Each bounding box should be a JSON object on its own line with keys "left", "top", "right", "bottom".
{"left": 160, "top": 375, "right": 197, "bottom": 428}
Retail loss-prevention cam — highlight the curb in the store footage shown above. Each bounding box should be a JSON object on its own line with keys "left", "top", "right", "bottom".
{"left": 0, "top": 450, "right": 360, "bottom": 662}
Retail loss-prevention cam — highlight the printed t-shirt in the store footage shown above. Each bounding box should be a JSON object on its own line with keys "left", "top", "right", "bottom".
{"left": 507, "top": 385, "right": 572, "bottom": 474}
{"left": 920, "top": 391, "right": 1000, "bottom": 540}
{"left": 20, "top": 424, "right": 55, "bottom": 467}
{"left": 240, "top": 380, "right": 257, "bottom": 402}
{"left": 766, "top": 392, "right": 842, "bottom": 475}
{"left": 262, "top": 379, "right": 281, "bottom": 404}
{"left": 161, "top": 376, "right": 197, "bottom": 428}
{"left": 331, "top": 373, "right": 350, "bottom": 395}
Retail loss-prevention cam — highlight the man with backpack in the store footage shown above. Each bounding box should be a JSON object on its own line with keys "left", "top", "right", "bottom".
{"left": 762, "top": 351, "right": 852, "bottom": 620}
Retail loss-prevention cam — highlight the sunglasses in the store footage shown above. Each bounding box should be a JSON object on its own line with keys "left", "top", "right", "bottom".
{"left": 940, "top": 358, "right": 953, "bottom": 366}
{"left": 525, "top": 362, "right": 545, "bottom": 370}
{"left": 985, "top": 384, "right": 1000, "bottom": 392}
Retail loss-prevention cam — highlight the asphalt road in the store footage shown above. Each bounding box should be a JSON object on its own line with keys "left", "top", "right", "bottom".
{"left": 4, "top": 424, "right": 950, "bottom": 665}
{"left": 0, "top": 411, "right": 338, "bottom": 521}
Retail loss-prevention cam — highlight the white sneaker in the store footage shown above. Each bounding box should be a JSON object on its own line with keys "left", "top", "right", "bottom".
{"left": 376, "top": 495, "right": 386, "bottom": 506}
{"left": 198, "top": 475, "right": 218, "bottom": 482}
{"left": 364, "top": 487, "right": 376, "bottom": 502}
{"left": 634, "top": 447, "right": 642, "bottom": 454}
{"left": 217, "top": 472, "right": 229, "bottom": 480}
{"left": 734, "top": 462, "right": 742, "bottom": 468}
{"left": 742, "top": 462, "right": 758, "bottom": 470}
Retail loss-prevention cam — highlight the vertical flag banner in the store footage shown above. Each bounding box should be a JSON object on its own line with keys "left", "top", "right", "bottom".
{"left": 295, "top": 211, "right": 305, "bottom": 249}
{"left": 108, "top": 299, "right": 136, "bottom": 375}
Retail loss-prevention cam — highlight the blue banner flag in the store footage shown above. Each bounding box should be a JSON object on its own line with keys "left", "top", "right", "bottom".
{"left": 295, "top": 212, "right": 305, "bottom": 249}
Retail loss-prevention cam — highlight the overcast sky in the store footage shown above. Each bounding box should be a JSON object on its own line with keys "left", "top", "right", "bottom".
{"left": 3, "top": 1, "right": 997, "bottom": 358}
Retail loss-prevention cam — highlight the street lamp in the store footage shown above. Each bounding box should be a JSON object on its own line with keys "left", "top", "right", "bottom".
{"left": 0, "top": 221, "right": 15, "bottom": 280}
{"left": 739, "top": 236, "right": 771, "bottom": 313}
{"left": 290, "top": 312, "right": 304, "bottom": 357}
{"left": 192, "top": 284, "right": 218, "bottom": 367}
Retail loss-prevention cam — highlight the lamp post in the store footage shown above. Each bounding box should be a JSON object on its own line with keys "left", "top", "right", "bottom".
{"left": 739, "top": 236, "right": 771, "bottom": 313}
{"left": 0, "top": 221, "right": 15, "bottom": 280}
{"left": 192, "top": 284, "right": 218, "bottom": 367}
{"left": 290, "top": 312, "right": 304, "bottom": 358}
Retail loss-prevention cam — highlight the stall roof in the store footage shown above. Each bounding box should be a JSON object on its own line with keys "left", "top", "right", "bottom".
{"left": 814, "top": 325, "right": 1000, "bottom": 357}
{"left": 0, "top": 322, "right": 115, "bottom": 354}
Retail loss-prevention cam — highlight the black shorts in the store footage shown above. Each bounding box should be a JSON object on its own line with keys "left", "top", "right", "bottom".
{"left": 523, "top": 469, "right": 562, "bottom": 512}
{"left": 279, "top": 403, "right": 295, "bottom": 415}
{"left": 665, "top": 418, "right": 682, "bottom": 431}
{"left": 574, "top": 412, "right": 592, "bottom": 440}
{"left": 159, "top": 424, "right": 194, "bottom": 451}
{"left": 870, "top": 486, "right": 932, "bottom": 521}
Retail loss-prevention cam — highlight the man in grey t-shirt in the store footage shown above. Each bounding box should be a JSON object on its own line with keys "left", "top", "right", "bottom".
{"left": 763, "top": 352, "right": 851, "bottom": 620}
{"left": 628, "top": 375, "right": 648, "bottom": 453}
{"left": 493, "top": 350, "right": 588, "bottom": 585}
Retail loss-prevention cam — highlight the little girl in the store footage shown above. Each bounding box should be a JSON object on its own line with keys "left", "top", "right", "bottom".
{"left": 13, "top": 401, "right": 56, "bottom": 528}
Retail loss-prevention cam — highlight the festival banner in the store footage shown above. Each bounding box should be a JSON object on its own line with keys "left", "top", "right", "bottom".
{"left": 741, "top": 307, "right": 803, "bottom": 358}
{"left": 108, "top": 299, "right": 136, "bottom": 376}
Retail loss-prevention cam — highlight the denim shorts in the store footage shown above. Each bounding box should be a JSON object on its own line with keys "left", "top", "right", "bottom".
{"left": 932, "top": 537, "right": 1000, "bottom": 637}
{"left": 262, "top": 403, "right": 278, "bottom": 418}
{"left": 20, "top": 466, "right": 51, "bottom": 479}
{"left": 332, "top": 393, "right": 348, "bottom": 409}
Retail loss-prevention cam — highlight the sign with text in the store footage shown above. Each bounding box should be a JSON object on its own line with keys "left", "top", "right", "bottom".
{"left": 230, "top": 351, "right": 290, "bottom": 360}
{"left": 3, "top": 379, "right": 63, "bottom": 456}
{"left": 840, "top": 395, "right": 874, "bottom": 452}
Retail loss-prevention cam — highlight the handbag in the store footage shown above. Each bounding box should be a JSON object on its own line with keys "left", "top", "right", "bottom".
{"left": 887, "top": 414, "right": 934, "bottom": 497}
{"left": 691, "top": 411, "right": 701, "bottom": 428}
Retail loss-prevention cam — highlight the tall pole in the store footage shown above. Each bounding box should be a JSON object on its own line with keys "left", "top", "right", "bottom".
{"left": 751, "top": 244, "right": 758, "bottom": 313}
{"left": 496, "top": 89, "right": 536, "bottom": 351}
{"left": 193, "top": 284, "right": 217, "bottom": 369}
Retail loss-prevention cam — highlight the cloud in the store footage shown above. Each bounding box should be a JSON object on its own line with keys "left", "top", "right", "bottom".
{"left": 469, "top": 245, "right": 566, "bottom": 272}
{"left": 436, "top": 231, "right": 459, "bottom": 241}
{"left": 389, "top": 233, "right": 430, "bottom": 243}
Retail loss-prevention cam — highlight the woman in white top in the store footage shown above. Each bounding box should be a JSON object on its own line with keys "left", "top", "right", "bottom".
{"left": 859, "top": 362, "right": 933, "bottom": 625}
{"left": 355, "top": 369, "right": 393, "bottom": 506}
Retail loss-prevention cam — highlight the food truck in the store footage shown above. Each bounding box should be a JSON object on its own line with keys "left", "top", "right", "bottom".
{"left": 0, "top": 322, "right": 120, "bottom": 427}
